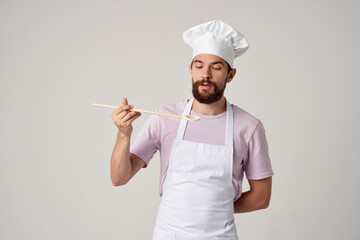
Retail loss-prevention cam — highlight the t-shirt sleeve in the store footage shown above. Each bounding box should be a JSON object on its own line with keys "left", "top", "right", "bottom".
{"left": 130, "top": 114, "right": 161, "bottom": 168}
{"left": 245, "top": 120, "right": 274, "bottom": 180}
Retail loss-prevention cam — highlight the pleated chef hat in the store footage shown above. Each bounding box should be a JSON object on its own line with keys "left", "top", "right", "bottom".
{"left": 183, "top": 20, "right": 249, "bottom": 68}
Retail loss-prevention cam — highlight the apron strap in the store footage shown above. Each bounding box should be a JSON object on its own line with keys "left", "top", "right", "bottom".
{"left": 225, "top": 99, "right": 234, "bottom": 150}
{"left": 176, "top": 98, "right": 234, "bottom": 149}
{"left": 176, "top": 98, "right": 194, "bottom": 140}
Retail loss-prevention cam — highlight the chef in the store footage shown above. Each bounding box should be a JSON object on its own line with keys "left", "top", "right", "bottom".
{"left": 110, "top": 20, "right": 274, "bottom": 240}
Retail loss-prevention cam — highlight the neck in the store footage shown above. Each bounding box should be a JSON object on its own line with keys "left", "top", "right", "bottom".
{"left": 192, "top": 96, "right": 227, "bottom": 115}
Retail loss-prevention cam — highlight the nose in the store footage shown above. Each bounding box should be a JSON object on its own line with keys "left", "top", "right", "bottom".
{"left": 202, "top": 66, "right": 212, "bottom": 80}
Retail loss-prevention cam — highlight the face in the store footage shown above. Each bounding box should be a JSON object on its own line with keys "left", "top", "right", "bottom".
{"left": 190, "top": 54, "right": 236, "bottom": 104}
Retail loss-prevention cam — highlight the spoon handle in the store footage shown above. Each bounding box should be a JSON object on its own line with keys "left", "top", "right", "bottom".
{"left": 132, "top": 108, "right": 185, "bottom": 120}
{"left": 93, "top": 103, "right": 186, "bottom": 120}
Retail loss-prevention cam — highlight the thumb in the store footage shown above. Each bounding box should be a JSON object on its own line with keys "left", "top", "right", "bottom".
{"left": 122, "top": 97, "right": 128, "bottom": 106}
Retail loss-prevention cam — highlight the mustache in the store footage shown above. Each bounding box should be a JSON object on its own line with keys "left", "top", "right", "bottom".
{"left": 195, "top": 79, "right": 216, "bottom": 86}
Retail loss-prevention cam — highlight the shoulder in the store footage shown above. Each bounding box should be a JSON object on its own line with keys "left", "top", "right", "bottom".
{"left": 149, "top": 100, "right": 187, "bottom": 127}
{"left": 232, "top": 104, "right": 261, "bottom": 126}
{"left": 157, "top": 100, "right": 187, "bottom": 115}
{"left": 147, "top": 100, "right": 187, "bottom": 141}
{"left": 231, "top": 104, "right": 263, "bottom": 141}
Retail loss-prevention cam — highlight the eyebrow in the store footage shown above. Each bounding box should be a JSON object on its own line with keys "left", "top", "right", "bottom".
{"left": 193, "top": 60, "right": 224, "bottom": 66}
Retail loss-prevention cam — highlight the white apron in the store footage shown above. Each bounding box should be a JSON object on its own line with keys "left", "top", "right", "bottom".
{"left": 153, "top": 98, "right": 238, "bottom": 240}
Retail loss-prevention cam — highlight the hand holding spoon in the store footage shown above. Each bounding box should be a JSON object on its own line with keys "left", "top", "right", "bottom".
{"left": 93, "top": 103, "right": 200, "bottom": 121}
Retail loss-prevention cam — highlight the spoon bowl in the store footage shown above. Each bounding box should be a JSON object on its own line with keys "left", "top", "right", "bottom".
{"left": 184, "top": 114, "right": 200, "bottom": 121}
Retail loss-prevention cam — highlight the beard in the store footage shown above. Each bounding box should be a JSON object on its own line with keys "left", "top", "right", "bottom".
{"left": 192, "top": 77, "right": 227, "bottom": 104}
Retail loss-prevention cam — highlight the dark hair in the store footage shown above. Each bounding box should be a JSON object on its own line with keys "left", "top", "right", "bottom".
{"left": 190, "top": 60, "right": 232, "bottom": 74}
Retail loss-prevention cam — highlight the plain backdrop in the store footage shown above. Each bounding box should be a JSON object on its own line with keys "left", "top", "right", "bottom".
{"left": 1, "top": 0, "right": 359, "bottom": 239}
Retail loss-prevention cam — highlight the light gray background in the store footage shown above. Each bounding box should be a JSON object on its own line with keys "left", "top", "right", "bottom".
{"left": 1, "top": 0, "right": 359, "bottom": 239}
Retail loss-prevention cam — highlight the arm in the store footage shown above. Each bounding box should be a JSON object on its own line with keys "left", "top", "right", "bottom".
{"left": 110, "top": 98, "right": 145, "bottom": 186}
{"left": 234, "top": 176, "right": 272, "bottom": 213}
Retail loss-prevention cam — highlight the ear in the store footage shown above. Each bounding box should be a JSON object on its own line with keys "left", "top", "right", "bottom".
{"left": 189, "top": 64, "right": 192, "bottom": 74}
{"left": 226, "top": 68, "right": 236, "bottom": 83}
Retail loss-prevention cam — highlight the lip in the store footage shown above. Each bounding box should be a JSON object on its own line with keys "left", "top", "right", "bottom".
{"left": 199, "top": 85, "right": 213, "bottom": 90}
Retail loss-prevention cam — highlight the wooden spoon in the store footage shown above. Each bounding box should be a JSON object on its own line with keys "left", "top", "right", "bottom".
{"left": 93, "top": 103, "right": 200, "bottom": 121}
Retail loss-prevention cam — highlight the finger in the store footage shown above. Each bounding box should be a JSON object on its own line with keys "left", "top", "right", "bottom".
{"left": 122, "top": 112, "right": 140, "bottom": 122}
{"left": 114, "top": 111, "right": 139, "bottom": 128}
{"left": 113, "top": 111, "right": 129, "bottom": 126}
{"left": 127, "top": 112, "right": 142, "bottom": 123}
{"left": 115, "top": 110, "right": 130, "bottom": 121}
{"left": 112, "top": 105, "right": 133, "bottom": 117}
{"left": 122, "top": 112, "right": 141, "bottom": 123}
{"left": 114, "top": 108, "right": 137, "bottom": 122}
{"left": 123, "top": 112, "right": 141, "bottom": 124}
{"left": 122, "top": 97, "right": 128, "bottom": 106}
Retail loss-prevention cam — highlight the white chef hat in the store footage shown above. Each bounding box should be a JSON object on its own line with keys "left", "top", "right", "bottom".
{"left": 183, "top": 20, "right": 249, "bottom": 68}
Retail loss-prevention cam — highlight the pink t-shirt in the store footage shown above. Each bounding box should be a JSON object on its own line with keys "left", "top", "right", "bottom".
{"left": 130, "top": 100, "right": 274, "bottom": 201}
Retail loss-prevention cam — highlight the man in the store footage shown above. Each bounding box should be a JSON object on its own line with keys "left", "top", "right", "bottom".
{"left": 110, "top": 20, "right": 274, "bottom": 240}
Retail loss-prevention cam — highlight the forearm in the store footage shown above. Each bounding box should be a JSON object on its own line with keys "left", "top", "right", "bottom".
{"left": 233, "top": 190, "right": 268, "bottom": 214}
{"left": 110, "top": 132, "right": 132, "bottom": 185}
